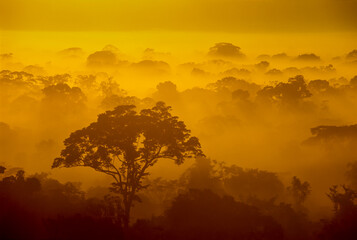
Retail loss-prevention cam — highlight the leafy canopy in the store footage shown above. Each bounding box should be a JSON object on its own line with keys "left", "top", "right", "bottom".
{"left": 53, "top": 102, "right": 203, "bottom": 195}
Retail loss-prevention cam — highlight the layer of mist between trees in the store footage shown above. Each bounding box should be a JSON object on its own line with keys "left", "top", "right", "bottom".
{"left": 1, "top": 43, "right": 357, "bottom": 239}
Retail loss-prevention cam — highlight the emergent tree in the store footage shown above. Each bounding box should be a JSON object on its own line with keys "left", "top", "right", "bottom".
{"left": 52, "top": 102, "right": 204, "bottom": 228}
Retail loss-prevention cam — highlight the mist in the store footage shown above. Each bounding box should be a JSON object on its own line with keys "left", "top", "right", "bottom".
{"left": 1, "top": 1, "right": 357, "bottom": 239}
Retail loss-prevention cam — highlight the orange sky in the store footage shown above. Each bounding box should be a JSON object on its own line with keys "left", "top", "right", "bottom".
{"left": 1, "top": 0, "right": 356, "bottom": 32}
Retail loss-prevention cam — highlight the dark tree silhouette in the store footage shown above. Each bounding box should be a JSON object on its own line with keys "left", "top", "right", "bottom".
{"left": 131, "top": 60, "right": 170, "bottom": 75}
{"left": 180, "top": 157, "right": 224, "bottom": 195}
{"left": 295, "top": 53, "right": 321, "bottom": 62}
{"left": 308, "top": 79, "right": 331, "bottom": 94}
{"left": 39, "top": 73, "right": 71, "bottom": 86}
{"left": 223, "top": 167, "right": 285, "bottom": 202}
{"left": 287, "top": 176, "right": 311, "bottom": 210}
{"left": 208, "top": 42, "right": 245, "bottom": 59}
{"left": 265, "top": 68, "right": 283, "bottom": 76}
{"left": 163, "top": 189, "right": 284, "bottom": 240}
{"left": 208, "top": 76, "right": 259, "bottom": 93}
{"left": 304, "top": 124, "right": 357, "bottom": 145}
{"left": 58, "top": 47, "right": 84, "bottom": 58}
{"left": 52, "top": 102, "right": 203, "bottom": 228}
{"left": 346, "top": 50, "right": 357, "bottom": 60}
{"left": 42, "top": 83, "right": 86, "bottom": 106}
{"left": 255, "top": 61, "right": 270, "bottom": 71}
{"left": 319, "top": 185, "right": 357, "bottom": 240}
{"left": 248, "top": 198, "right": 312, "bottom": 240}
{"left": 76, "top": 74, "right": 97, "bottom": 90}
{"left": 350, "top": 75, "right": 357, "bottom": 87}
{"left": 100, "top": 95, "right": 140, "bottom": 110}
{"left": 100, "top": 77, "right": 126, "bottom": 97}
{"left": 153, "top": 81, "right": 180, "bottom": 104}
{"left": 327, "top": 185, "right": 357, "bottom": 214}
{"left": 257, "top": 75, "right": 311, "bottom": 105}
{"left": 232, "top": 89, "right": 250, "bottom": 101}
{"left": 87, "top": 50, "right": 117, "bottom": 68}
{"left": 41, "top": 83, "right": 87, "bottom": 120}
{"left": 0, "top": 168, "right": 125, "bottom": 240}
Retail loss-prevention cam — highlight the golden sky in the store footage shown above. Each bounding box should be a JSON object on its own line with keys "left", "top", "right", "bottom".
{"left": 1, "top": 0, "right": 356, "bottom": 32}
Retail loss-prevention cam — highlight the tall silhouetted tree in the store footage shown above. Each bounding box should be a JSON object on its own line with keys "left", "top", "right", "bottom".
{"left": 52, "top": 102, "right": 203, "bottom": 228}
{"left": 287, "top": 176, "right": 311, "bottom": 210}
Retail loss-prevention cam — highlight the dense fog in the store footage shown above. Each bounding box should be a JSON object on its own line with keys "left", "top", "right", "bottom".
{"left": 1, "top": 1, "right": 357, "bottom": 236}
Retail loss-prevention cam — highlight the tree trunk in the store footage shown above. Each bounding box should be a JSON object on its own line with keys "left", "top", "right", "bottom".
{"left": 123, "top": 199, "right": 131, "bottom": 231}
